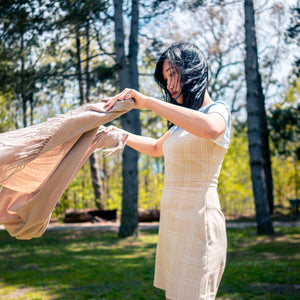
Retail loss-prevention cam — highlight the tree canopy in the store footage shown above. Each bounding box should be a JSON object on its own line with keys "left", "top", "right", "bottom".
{"left": 0, "top": 0, "right": 298, "bottom": 235}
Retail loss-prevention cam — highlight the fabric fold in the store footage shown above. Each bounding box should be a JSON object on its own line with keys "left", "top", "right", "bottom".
{"left": 0, "top": 100, "right": 134, "bottom": 239}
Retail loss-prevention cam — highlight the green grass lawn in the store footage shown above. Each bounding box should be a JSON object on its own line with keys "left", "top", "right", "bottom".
{"left": 0, "top": 226, "right": 299, "bottom": 300}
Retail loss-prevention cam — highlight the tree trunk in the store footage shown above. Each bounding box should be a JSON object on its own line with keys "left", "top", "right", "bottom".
{"left": 114, "top": 0, "right": 141, "bottom": 237}
{"left": 86, "top": 19, "right": 104, "bottom": 209}
{"left": 29, "top": 92, "right": 34, "bottom": 126}
{"left": 257, "top": 71, "right": 274, "bottom": 214}
{"left": 75, "top": 22, "right": 103, "bottom": 209}
{"left": 113, "top": 0, "right": 129, "bottom": 90}
{"left": 89, "top": 153, "right": 104, "bottom": 209}
{"left": 244, "top": 0, "right": 274, "bottom": 235}
{"left": 85, "top": 19, "right": 91, "bottom": 104}
{"left": 102, "top": 153, "right": 109, "bottom": 203}
{"left": 20, "top": 33, "right": 27, "bottom": 128}
{"left": 129, "top": 0, "right": 139, "bottom": 91}
{"left": 75, "top": 25, "right": 85, "bottom": 106}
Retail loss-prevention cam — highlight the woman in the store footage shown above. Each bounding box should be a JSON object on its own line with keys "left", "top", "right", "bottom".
{"left": 103, "top": 42, "right": 231, "bottom": 300}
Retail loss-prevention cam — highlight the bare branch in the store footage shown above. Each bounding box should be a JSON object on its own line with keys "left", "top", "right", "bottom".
{"left": 92, "top": 24, "right": 116, "bottom": 61}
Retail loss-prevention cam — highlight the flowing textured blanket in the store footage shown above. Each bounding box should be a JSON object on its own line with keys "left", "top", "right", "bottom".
{"left": 0, "top": 100, "right": 134, "bottom": 239}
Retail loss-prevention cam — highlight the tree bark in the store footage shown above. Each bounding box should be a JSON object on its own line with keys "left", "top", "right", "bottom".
{"left": 244, "top": 0, "right": 274, "bottom": 235}
{"left": 114, "top": 0, "right": 141, "bottom": 237}
{"left": 75, "top": 24, "right": 85, "bottom": 106}
{"left": 20, "top": 33, "right": 27, "bottom": 128}
{"left": 29, "top": 92, "right": 34, "bottom": 126}
{"left": 129, "top": 0, "right": 139, "bottom": 91}
{"left": 257, "top": 71, "right": 274, "bottom": 214}
{"left": 86, "top": 19, "right": 104, "bottom": 209}
{"left": 89, "top": 153, "right": 104, "bottom": 209}
{"left": 75, "top": 21, "right": 103, "bottom": 208}
{"left": 85, "top": 19, "right": 91, "bottom": 104}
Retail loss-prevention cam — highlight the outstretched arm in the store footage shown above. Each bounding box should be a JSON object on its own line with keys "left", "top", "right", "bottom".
{"left": 104, "top": 126, "right": 169, "bottom": 157}
{"left": 102, "top": 89, "right": 225, "bottom": 140}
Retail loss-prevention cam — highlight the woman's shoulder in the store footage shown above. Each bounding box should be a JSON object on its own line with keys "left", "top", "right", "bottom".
{"left": 201, "top": 100, "right": 228, "bottom": 108}
{"left": 198, "top": 100, "right": 231, "bottom": 148}
{"left": 199, "top": 100, "right": 230, "bottom": 115}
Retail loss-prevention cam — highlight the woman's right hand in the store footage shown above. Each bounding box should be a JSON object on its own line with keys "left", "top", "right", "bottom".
{"left": 103, "top": 125, "right": 129, "bottom": 145}
{"left": 101, "top": 88, "right": 147, "bottom": 111}
{"left": 104, "top": 125, "right": 123, "bottom": 135}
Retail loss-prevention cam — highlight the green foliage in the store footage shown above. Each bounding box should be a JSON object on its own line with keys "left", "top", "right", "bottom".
{"left": 1, "top": 0, "right": 298, "bottom": 220}
{"left": 268, "top": 77, "right": 300, "bottom": 199}
{"left": 53, "top": 162, "right": 96, "bottom": 217}
{"left": 138, "top": 110, "right": 166, "bottom": 210}
{"left": 269, "top": 105, "right": 299, "bottom": 200}
{"left": 272, "top": 155, "right": 298, "bottom": 206}
{"left": 0, "top": 93, "right": 16, "bottom": 132}
{"left": 0, "top": 0, "right": 52, "bottom": 127}
{"left": 138, "top": 154, "right": 164, "bottom": 210}
{"left": 285, "top": 76, "right": 300, "bottom": 104}
{"left": 219, "top": 113, "right": 299, "bottom": 216}
{"left": 0, "top": 226, "right": 299, "bottom": 299}
{"left": 219, "top": 122, "right": 254, "bottom": 217}
{"left": 92, "top": 63, "right": 117, "bottom": 82}
{"left": 286, "top": 2, "right": 300, "bottom": 73}
{"left": 268, "top": 103, "right": 299, "bottom": 160}
{"left": 101, "top": 152, "right": 123, "bottom": 211}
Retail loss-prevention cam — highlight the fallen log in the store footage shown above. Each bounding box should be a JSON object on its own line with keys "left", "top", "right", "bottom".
{"left": 138, "top": 208, "right": 160, "bottom": 222}
{"left": 64, "top": 209, "right": 93, "bottom": 223}
{"left": 88, "top": 209, "right": 117, "bottom": 220}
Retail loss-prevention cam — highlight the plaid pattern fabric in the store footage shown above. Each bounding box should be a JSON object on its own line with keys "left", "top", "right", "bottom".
{"left": 154, "top": 128, "right": 227, "bottom": 300}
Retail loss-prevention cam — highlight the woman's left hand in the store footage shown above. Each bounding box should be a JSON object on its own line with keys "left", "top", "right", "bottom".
{"left": 101, "top": 88, "right": 147, "bottom": 111}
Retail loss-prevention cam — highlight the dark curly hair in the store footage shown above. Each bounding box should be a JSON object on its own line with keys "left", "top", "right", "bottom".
{"left": 154, "top": 42, "right": 208, "bottom": 111}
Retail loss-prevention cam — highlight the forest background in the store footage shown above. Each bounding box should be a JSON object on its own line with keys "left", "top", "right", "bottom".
{"left": 0, "top": 0, "right": 299, "bottom": 231}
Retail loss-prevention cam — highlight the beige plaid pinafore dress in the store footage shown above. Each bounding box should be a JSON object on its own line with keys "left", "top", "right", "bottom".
{"left": 154, "top": 127, "right": 227, "bottom": 300}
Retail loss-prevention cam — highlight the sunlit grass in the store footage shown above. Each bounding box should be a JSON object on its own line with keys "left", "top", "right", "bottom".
{"left": 0, "top": 226, "right": 299, "bottom": 299}
{"left": 218, "top": 227, "right": 300, "bottom": 300}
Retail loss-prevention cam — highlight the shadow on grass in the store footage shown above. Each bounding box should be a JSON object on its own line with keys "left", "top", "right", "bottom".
{"left": 0, "top": 229, "right": 163, "bottom": 300}
{"left": 218, "top": 227, "right": 300, "bottom": 300}
{"left": 0, "top": 227, "right": 299, "bottom": 299}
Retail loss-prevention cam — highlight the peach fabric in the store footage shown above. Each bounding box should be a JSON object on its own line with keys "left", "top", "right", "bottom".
{"left": 0, "top": 100, "right": 134, "bottom": 239}
{"left": 154, "top": 128, "right": 227, "bottom": 300}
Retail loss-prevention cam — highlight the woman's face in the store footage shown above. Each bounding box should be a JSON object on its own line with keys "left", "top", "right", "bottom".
{"left": 162, "top": 60, "right": 183, "bottom": 104}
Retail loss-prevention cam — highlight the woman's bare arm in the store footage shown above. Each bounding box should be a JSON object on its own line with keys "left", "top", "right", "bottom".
{"left": 103, "top": 89, "right": 225, "bottom": 140}
{"left": 105, "top": 126, "right": 169, "bottom": 157}
{"left": 143, "top": 96, "right": 225, "bottom": 139}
